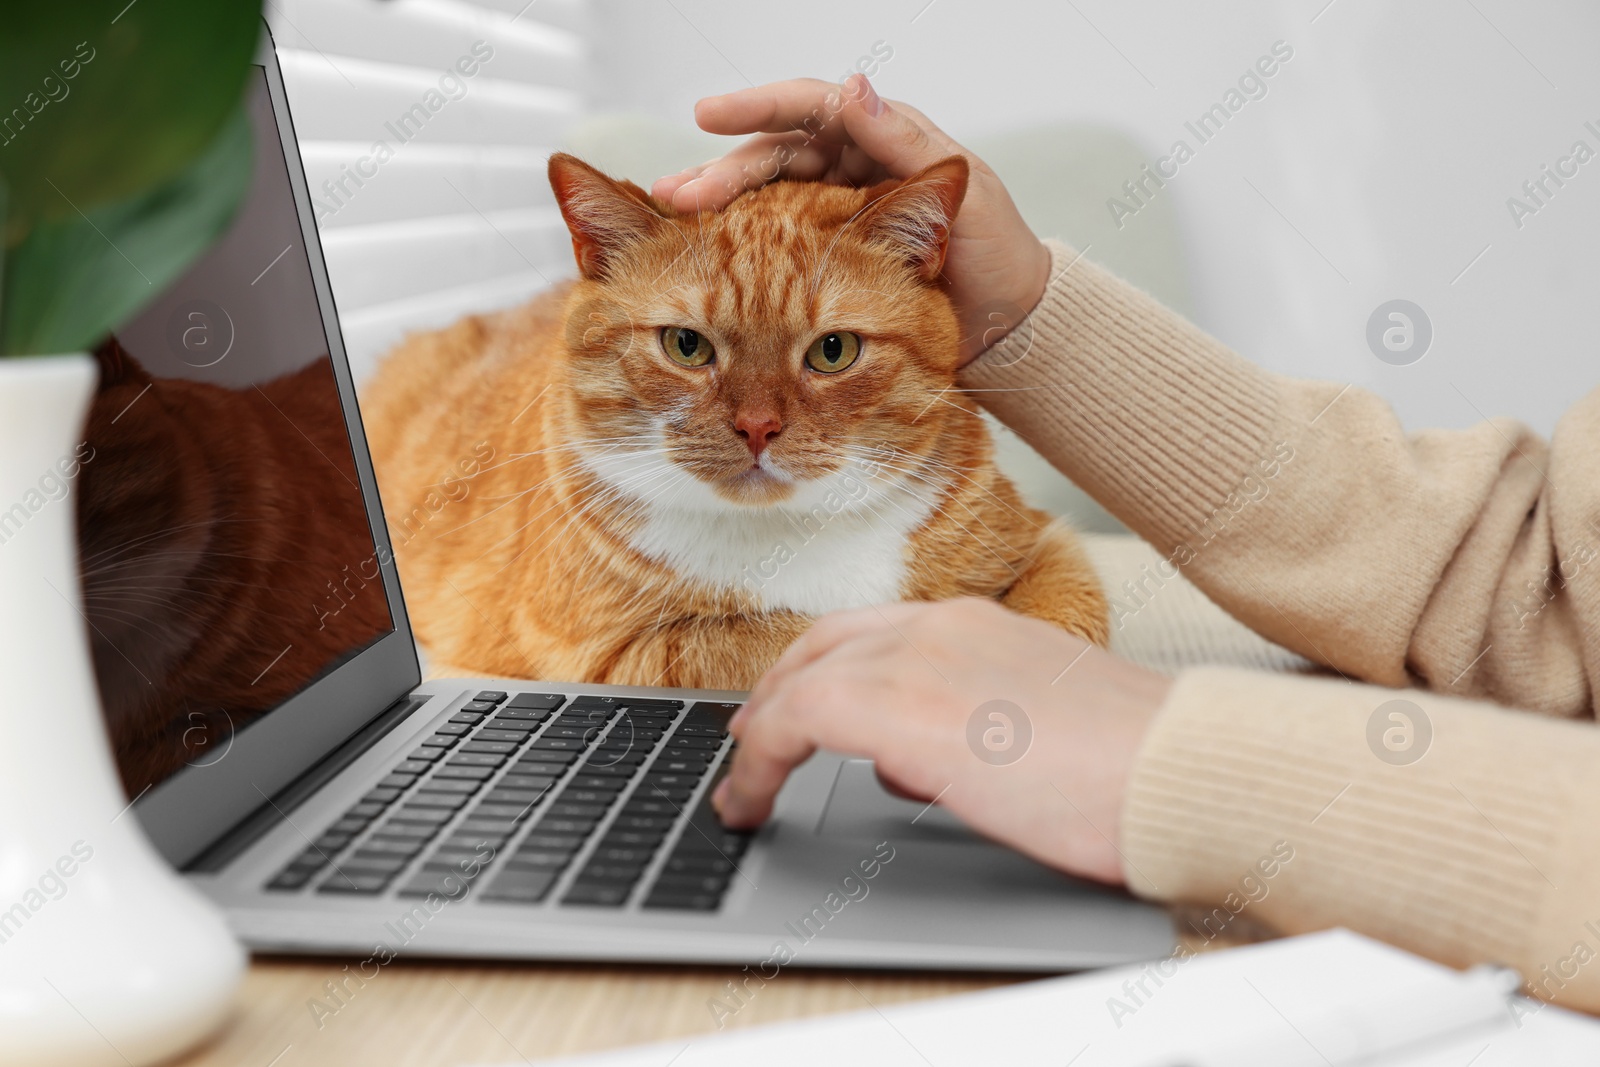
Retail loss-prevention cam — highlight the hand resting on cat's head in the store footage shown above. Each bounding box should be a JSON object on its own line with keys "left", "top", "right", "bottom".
{"left": 653, "top": 74, "right": 1052, "bottom": 367}
{"left": 362, "top": 153, "right": 1108, "bottom": 691}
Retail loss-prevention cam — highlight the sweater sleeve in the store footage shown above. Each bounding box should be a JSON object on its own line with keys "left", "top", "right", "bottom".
{"left": 960, "top": 239, "right": 1600, "bottom": 717}
{"left": 1122, "top": 668, "right": 1600, "bottom": 1011}
{"left": 960, "top": 240, "right": 1600, "bottom": 1009}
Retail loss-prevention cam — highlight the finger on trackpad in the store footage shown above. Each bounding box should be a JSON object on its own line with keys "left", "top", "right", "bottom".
{"left": 814, "top": 759, "right": 978, "bottom": 842}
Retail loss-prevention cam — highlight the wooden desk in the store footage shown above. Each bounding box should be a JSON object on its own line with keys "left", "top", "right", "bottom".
{"left": 172, "top": 958, "right": 1015, "bottom": 1066}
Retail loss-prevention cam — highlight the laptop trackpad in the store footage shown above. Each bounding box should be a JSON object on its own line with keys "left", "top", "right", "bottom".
{"left": 814, "top": 759, "right": 981, "bottom": 844}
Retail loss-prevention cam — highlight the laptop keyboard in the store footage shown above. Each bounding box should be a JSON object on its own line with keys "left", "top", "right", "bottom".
{"left": 263, "top": 691, "right": 752, "bottom": 910}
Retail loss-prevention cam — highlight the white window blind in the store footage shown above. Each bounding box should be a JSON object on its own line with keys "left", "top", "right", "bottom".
{"left": 267, "top": 0, "right": 586, "bottom": 383}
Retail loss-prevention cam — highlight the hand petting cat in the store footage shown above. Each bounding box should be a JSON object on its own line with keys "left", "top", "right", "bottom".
{"left": 651, "top": 74, "right": 1051, "bottom": 366}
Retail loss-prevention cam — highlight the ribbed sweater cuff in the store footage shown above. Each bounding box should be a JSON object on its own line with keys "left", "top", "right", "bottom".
{"left": 1123, "top": 667, "right": 1600, "bottom": 1003}
{"left": 959, "top": 240, "right": 1280, "bottom": 553}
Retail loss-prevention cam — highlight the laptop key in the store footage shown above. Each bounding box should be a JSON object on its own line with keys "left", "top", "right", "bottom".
{"left": 450, "top": 711, "right": 487, "bottom": 725}
{"left": 330, "top": 817, "right": 371, "bottom": 834}
{"left": 434, "top": 723, "right": 471, "bottom": 737}
{"left": 265, "top": 869, "right": 312, "bottom": 891}
{"left": 519, "top": 832, "right": 586, "bottom": 851}
{"left": 562, "top": 883, "right": 630, "bottom": 907}
{"left": 480, "top": 869, "right": 557, "bottom": 903}
{"left": 471, "top": 803, "right": 538, "bottom": 820}
{"left": 423, "top": 850, "right": 493, "bottom": 871}
{"left": 461, "top": 740, "right": 517, "bottom": 754}
{"left": 482, "top": 720, "right": 536, "bottom": 736}
{"left": 653, "top": 760, "right": 711, "bottom": 775}
{"left": 458, "top": 819, "right": 521, "bottom": 836}
{"left": 665, "top": 855, "right": 736, "bottom": 875}
{"left": 417, "top": 778, "right": 482, "bottom": 794}
{"left": 497, "top": 774, "right": 557, "bottom": 791}
{"left": 571, "top": 763, "right": 634, "bottom": 778}
{"left": 447, "top": 753, "right": 507, "bottom": 768}
{"left": 406, "top": 793, "right": 469, "bottom": 810}
{"left": 652, "top": 873, "right": 731, "bottom": 895}
{"left": 475, "top": 729, "right": 530, "bottom": 744}
{"left": 392, "top": 805, "right": 456, "bottom": 824}
{"left": 529, "top": 737, "right": 587, "bottom": 752}
{"left": 567, "top": 775, "right": 628, "bottom": 792}
{"left": 591, "top": 846, "right": 656, "bottom": 866}
{"left": 394, "top": 760, "right": 435, "bottom": 775}
{"left": 603, "top": 830, "right": 667, "bottom": 848}
{"left": 492, "top": 708, "right": 551, "bottom": 723}
{"left": 665, "top": 739, "right": 723, "bottom": 755}
{"left": 538, "top": 726, "right": 593, "bottom": 740}
{"left": 443, "top": 831, "right": 509, "bottom": 850}
{"left": 407, "top": 746, "right": 445, "bottom": 762}
{"left": 633, "top": 785, "right": 694, "bottom": 802}
{"left": 514, "top": 756, "right": 577, "bottom": 773}
{"left": 475, "top": 691, "right": 508, "bottom": 703}
{"left": 433, "top": 764, "right": 495, "bottom": 780}
{"left": 483, "top": 788, "right": 548, "bottom": 805}
{"left": 370, "top": 821, "right": 438, "bottom": 840}
{"left": 358, "top": 838, "right": 426, "bottom": 856}
{"left": 505, "top": 850, "right": 574, "bottom": 871}
{"left": 318, "top": 870, "right": 394, "bottom": 894}
{"left": 621, "top": 799, "right": 680, "bottom": 817}
{"left": 344, "top": 854, "right": 412, "bottom": 874}
{"left": 536, "top": 818, "right": 599, "bottom": 835}
{"left": 548, "top": 802, "right": 609, "bottom": 818}
{"left": 286, "top": 848, "right": 332, "bottom": 872}
{"left": 612, "top": 815, "right": 676, "bottom": 832}
{"left": 461, "top": 701, "right": 499, "bottom": 714}
{"left": 641, "top": 890, "right": 723, "bottom": 911}
{"left": 507, "top": 692, "right": 566, "bottom": 709}
{"left": 362, "top": 787, "right": 402, "bottom": 805}
{"left": 572, "top": 865, "right": 646, "bottom": 885}
{"left": 397, "top": 868, "right": 481, "bottom": 899}
{"left": 641, "top": 774, "right": 702, "bottom": 790}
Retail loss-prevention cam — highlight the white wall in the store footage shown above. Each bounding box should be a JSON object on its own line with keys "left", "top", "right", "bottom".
{"left": 589, "top": 0, "right": 1600, "bottom": 437}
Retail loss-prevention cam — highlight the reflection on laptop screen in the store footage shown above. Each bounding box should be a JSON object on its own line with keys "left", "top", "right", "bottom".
{"left": 81, "top": 67, "right": 393, "bottom": 797}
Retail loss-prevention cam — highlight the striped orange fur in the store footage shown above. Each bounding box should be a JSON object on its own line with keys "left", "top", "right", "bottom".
{"left": 363, "top": 153, "right": 1107, "bottom": 689}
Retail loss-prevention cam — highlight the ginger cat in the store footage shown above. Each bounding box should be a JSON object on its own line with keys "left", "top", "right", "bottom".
{"left": 364, "top": 153, "right": 1106, "bottom": 690}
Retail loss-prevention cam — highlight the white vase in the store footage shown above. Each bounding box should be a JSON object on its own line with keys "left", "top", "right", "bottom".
{"left": 0, "top": 354, "right": 245, "bottom": 1066}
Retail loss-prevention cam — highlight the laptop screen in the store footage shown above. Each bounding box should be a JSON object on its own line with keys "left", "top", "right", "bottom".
{"left": 82, "top": 67, "right": 395, "bottom": 799}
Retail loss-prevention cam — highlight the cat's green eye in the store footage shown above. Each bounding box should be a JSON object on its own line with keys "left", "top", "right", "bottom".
{"left": 661, "top": 326, "right": 714, "bottom": 367}
{"left": 805, "top": 331, "right": 861, "bottom": 374}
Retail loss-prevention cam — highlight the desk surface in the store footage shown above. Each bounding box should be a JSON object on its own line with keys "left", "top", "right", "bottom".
{"left": 172, "top": 959, "right": 1013, "bottom": 1066}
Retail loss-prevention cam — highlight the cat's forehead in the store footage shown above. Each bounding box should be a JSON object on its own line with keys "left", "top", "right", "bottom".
{"left": 695, "top": 180, "right": 868, "bottom": 240}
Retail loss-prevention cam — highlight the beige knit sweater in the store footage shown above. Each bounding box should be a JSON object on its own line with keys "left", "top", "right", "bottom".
{"left": 963, "top": 240, "right": 1600, "bottom": 1011}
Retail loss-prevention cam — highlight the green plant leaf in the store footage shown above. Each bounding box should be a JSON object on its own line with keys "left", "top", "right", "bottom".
{"left": 0, "top": 104, "right": 253, "bottom": 355}
{"left": 0, "top": 1, "right": 262, "bottom": 228}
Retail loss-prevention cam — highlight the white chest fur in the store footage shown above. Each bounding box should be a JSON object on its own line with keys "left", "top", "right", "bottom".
{"left": 633, "top": 491, "right": 933, "bottom": 616}
{"left": 581, "top": 443, "right": 940, "bottom": 616}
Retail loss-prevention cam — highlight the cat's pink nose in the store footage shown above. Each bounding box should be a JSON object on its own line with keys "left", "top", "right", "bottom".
{"left": 734, "top": 413, "right": 782, "bottom": 459}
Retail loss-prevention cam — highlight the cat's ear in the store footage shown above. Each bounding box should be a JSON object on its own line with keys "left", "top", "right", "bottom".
{"left": 548, "top": 153, "right": 671, "bottom": 280}
{"left": 856, "top": 156, "right": 969, "bottom": 281}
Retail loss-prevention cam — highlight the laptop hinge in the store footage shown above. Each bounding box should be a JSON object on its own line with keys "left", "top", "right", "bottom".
{"left": 184, "top": 691, "right": 428, "bottom": 873}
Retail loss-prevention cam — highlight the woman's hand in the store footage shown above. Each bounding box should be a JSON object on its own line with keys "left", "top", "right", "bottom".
{"left": 651, "top": 76, "right": 1051, "bottom": 366}
{"left": 711, "top": 598, "right": 1172, "bottom": 886}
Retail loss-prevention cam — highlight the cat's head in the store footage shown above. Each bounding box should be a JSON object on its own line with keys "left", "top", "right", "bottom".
{"left": 547, "top": 151, "right": 970, "bottom": 511}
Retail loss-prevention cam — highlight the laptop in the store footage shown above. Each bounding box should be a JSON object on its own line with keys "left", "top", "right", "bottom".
{"left": 96, "top": 24, "right": 1173, "bottom": 971}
